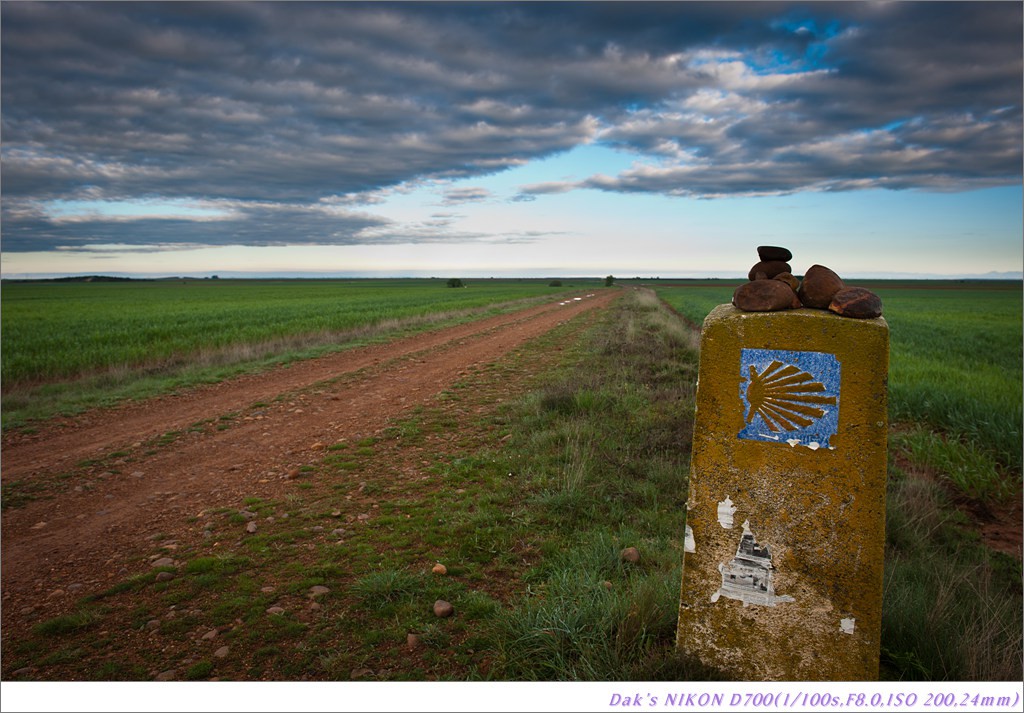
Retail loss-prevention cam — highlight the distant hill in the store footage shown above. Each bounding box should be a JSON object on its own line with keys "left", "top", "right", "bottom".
{"left": 49, "top": 275, "right": 140, "bottom": 282}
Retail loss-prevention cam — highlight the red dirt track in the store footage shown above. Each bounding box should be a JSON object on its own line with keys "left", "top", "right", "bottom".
{"left": 1, "top": 290, "right": 617, "bottom": 637}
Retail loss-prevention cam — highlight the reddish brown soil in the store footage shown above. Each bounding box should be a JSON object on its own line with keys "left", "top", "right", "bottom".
{"left": 0, "top": 291, "right": 617, "bottom": 644}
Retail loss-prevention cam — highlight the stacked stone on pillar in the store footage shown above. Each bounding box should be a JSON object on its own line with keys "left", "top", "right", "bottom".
{"left": 676, "top": 257, "right": 890, "bottom": 680}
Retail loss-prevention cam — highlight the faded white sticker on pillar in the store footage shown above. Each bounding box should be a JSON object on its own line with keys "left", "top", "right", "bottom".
{"left": 717, "top": 496, "right": 737, "bottom": 529}
{"left": 684, "top": 525, "right": 696, "bottom": 553}
{"left": 711, "top": 520, "right": 795, "bottom": 607}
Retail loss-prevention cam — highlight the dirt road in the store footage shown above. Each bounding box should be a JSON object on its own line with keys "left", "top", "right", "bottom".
{"left": 0, "top": 290, "right": 617, "bottom": 636}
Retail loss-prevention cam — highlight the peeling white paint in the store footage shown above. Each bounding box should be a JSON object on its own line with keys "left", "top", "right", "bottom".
{"left": 840, "top": 617, "right": 856, "bottom": 635}
{"left": 717, "top": 497, "right": 737, "bottom": 529}
{"left": 786, "top": 437, "right": 835, "bottom": 451}
{"left": 712, "top": 520, "right": 794, "bottom": 607}
{"left": 684, "top": 525, "right": 696, "bottom": 553}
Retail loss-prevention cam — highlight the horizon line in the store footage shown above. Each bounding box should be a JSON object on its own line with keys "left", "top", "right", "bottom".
{"left": 2, "top": 270, "right": 1022, "bottom": 282}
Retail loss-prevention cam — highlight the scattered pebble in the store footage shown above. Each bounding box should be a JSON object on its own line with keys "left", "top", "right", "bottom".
{"left": 201, "top": 629, "right": 218, "bottom": 641}
{"left": 246, "top": 522, "right": 258, "bottom": 534}
{"left": 733, "top": 279, "right": 800, "bottom": 312}
{"left": 757, "top": 245, "right": 793, "bottom": 262}
{"left": 829, "top": 286, "right": 883, "bottom": 319}
{"left": 797, "top": 264, "right": 845, "bottom": 309}
{"left": 747, "top": 259, "right": 792, "bottom": 281}
{"left": 151, "top": 557, "right": 175, "bottom": 568}
{"left": 155, "top": 670, "right": 176, "bottom": 681}
{"left": 407, "top": 633, "right": 421, "bottom": 649}
{"left": 266, "top": 606, "right": 285, "bottom": 615}
{"left": 620, "top": 547, "right": 641, "bottom": 564}
{"left": 155, "top": 571, "right": 175, "bottom": 583}
{"left": 431, "top": 563, "right": 447, "bottom": 575}
{"left": 308, "top": 585, "right": 330, "bottom": 598}
{"left": 433, "top": 600, "right": 454, "bottom": 618}
{"left": 214, "top": 646, "right": 230, "bottom": 659}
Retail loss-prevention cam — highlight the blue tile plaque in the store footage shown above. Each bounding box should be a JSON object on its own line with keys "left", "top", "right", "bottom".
{"left": 738, "top": 348, "right": 840, "bottom": 448}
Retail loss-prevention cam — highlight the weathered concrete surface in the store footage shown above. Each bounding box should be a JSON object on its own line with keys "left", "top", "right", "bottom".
{"left": 677, "top": 304, "right": 889, "bottom": 681}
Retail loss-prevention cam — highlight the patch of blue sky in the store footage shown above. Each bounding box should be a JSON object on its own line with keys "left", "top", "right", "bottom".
{"left": 770, "top": 15, "right": 845, "bottom": 42}
{"left": 880, "top": 119, "right": 909, "bottom": 132}
{"left": 430, "top": 143, "right": 640, "bottom": 201}
{"left": 45, "top": 198, "right": 230, "bottom": 220}
{"left": 764, "top": 15, "right": 846, "bottom": 72}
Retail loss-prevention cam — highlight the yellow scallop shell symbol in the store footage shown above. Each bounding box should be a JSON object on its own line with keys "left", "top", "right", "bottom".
{"left": 744, "top": 360, "right": 837, "bottom": 432}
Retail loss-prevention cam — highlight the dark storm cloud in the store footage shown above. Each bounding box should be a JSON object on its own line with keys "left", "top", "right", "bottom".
{"left": 1, "top": 1, "right": 1020, "bottom": 251}
{"left": 0, "top": 200, "right": 393, "bottom": 251}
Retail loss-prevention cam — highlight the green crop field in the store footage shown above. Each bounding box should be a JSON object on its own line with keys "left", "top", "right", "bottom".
{"left": 1, "top": 278, "right": 593, "bottom": 386}
{"left": 0, "top": 277, "right": 598, "bottom": 427}
{"left": 651, "top": 279, "right": 1023, "bottom": 500}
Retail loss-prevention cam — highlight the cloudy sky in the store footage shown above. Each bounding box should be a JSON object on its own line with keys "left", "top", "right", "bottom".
{"left": 2, "top": 1, "right": 1021, "bottom": 279}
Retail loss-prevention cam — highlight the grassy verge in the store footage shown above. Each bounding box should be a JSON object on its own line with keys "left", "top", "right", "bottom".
{"left": 882, "top": 459, "right": 1022, "bottom": 680}
{"left": 4, "top": 287, "right": 1019, "bottom": 682}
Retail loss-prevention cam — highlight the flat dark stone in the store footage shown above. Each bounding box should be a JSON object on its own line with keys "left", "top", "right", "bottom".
{"left": 829, "top": 287, "right": 883, "bottom": 319}
{"left": 757, "top": 245, "right": 793, "bottom": 262}
{"left": 797, "top": 264, "right": 844, "bottom": 309}
{"left": 733, "top": 279, "right": 800, "bottom": 312}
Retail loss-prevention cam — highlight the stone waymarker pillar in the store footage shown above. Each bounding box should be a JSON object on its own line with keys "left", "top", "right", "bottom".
{"left": 677, "top": 304, "right": 889, "bottom": 680}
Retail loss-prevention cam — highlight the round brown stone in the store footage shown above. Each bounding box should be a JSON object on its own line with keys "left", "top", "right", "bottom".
{"left": 797, "top": 264, "right": 845, "bottom": 309}
{"left": 828, "top": 287, "right": 883, "bottom": 319}
{"left": 747, "top": 260, "right": 791, "bottom": 281}
{"left": 773, "top": 272, "right": 799, "bottom": 291}
{"left": 757, "top": 245, "right": 793, "bottom": 262}
{"left": 732, "top": 279, "right": 800, "bottom": 312}
{"left": 433, "top": 599, "right": 454, "bottom": 618}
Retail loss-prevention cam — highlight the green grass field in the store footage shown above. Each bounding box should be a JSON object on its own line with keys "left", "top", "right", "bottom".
{"left": 652, "top": 279, "right": 1023, "bottom": 500}
{"left": 0, "top": 277, "right": 598, "bottom": 427}
{"left": 1, "top": 278, "right": 592, "bottom": 385}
